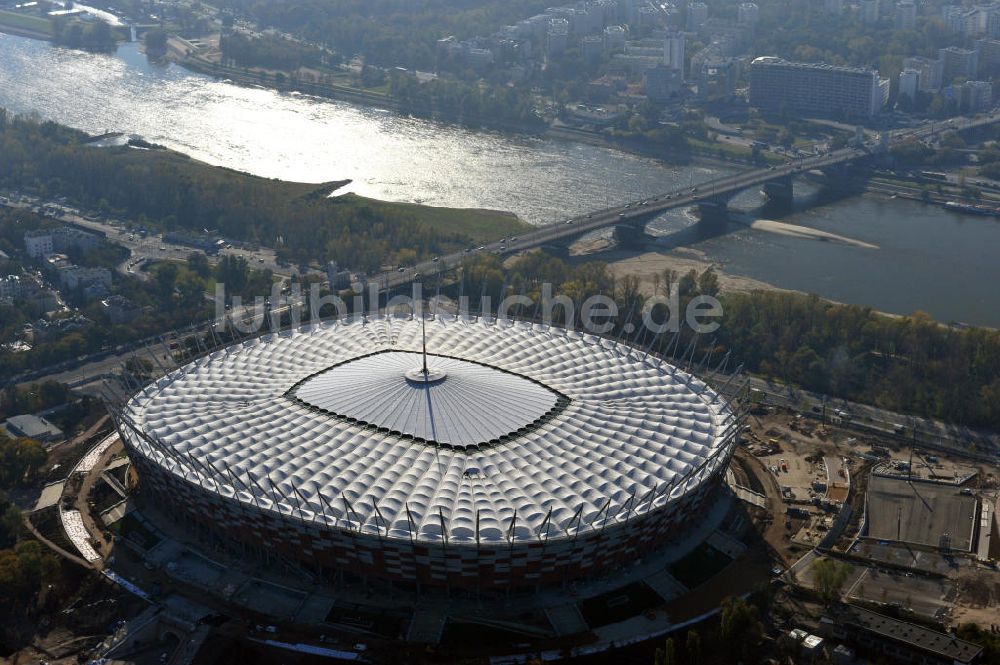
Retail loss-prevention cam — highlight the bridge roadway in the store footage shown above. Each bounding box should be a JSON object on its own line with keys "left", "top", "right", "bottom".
{"left": 374, "top": 111, "right": 1000, "bottom": 292}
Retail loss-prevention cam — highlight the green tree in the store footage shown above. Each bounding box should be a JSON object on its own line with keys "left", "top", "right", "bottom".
{"left": 697, "top": 268, "right": 720, "bottom": 297}
{"left": 720, "top": 596, "right": 763, "bottom": 660}
{"left": 144, "top": 28, "right": 168, "bottom": 57}
{"left": 653, "top": 637, "right": 676, "bottom": 665}
{"left": 0, "top": 436, "right": 47, "bottom": 487}
{"left": 215, "top": 255, "right": 250, "bottom": 294}
{"left": 154, "top": 262, "right": 180, "bottom": 302}
{"left": 187, "top": 252, "right": 211, "bottom": 278}
{"left": 685, "top": 629, "right": 702, "bottom": 665}
{"left": 813, "top": 557, "right": 850, "bottom": 603}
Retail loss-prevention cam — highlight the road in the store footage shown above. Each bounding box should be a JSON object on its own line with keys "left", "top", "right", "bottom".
{"left": 8, "top": 111, "right": 1000, "bottom": 457}
{"left": 743, "top": 375, "right": 1000, "bottom": 459}
{"left": 372, "top": 110, "right": 1000, "bottom": 293}
{"left": 0, "top": 197, "right": 297, "bottom": 279}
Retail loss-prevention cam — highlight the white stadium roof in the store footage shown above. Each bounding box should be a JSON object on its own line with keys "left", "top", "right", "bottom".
{"left": 291, "top": 351, "right": 563, "bottom": 448}
{"left": 122, "top": 317, "right": 736, "bottom": 544}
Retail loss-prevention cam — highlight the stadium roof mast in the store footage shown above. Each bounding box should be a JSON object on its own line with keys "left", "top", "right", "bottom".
{"left": 421, "top": 307, "right": 429, "bottom": 377}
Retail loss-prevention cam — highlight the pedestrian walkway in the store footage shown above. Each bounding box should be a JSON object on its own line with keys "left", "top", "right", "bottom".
{"left": 406, "top": 608, "right": 447, "bottom": 644}
{"left": 708, "top": 530, "right": 748, "bottom": 559}
{"left": 60, "top": 507, "right": 101, "bottom": 563}
{"left": 544, "top": 603, "right": 588, "bottom": 636}
{"left": 726, "top": 469, "right": 767, "bottom": 508}
{"left": 976, "top": 498, "right": 995, "bottom": 562}
{"left": 644, "top": 570, "right": 687, "bottom": 602}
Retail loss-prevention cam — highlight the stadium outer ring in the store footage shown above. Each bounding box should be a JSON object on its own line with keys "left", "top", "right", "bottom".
{"left": 114, "top": 318, "right": 742, "bottom": 591}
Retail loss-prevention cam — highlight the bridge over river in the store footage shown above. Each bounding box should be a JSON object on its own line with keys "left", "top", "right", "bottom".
{"left": 373, "top": 112, "right": 1000, "bottom": 292}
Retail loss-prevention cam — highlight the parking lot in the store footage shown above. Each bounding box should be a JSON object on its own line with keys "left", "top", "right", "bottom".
{"left": 866, "top": 475, "right": 978, "bottom": 551}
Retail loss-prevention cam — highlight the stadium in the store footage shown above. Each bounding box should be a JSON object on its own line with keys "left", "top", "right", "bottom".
{"left": 114, "top": 316, "right": 740, "bottom": 591}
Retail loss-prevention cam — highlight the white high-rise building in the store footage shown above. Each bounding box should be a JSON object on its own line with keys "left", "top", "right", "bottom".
{"left": 687, "top": 2, "right": 708, "bottom": 30}
{"left": 604, "top": 24, "right": 627, "bottom": 50}
{"left": 547, "top": 18, "right": 570, "bottom": 56}
{"left": 902, "top": 56, "right": 943, "bottom": 91}
{"left": 749, "top": 57, "right": 888, "bottom": 118}
{"left": 939, "top": 45, "right": 978, "bottom": 81}
{"left": 664, "top": 31, "right": 686, "bottom": 77}
{"left": 738, "top": 2, "right": 759, "bottom": 25}
{"left": 960, "top": 79, "right": 993, "bottom": 111}
{"left": 24, "top": 230, "right": 53, "bottom": 258}
{"left": 987, "top": 7, "right": 1000, "bottom": 38}
{"left": 581, "top": 35, "right": 604, "bottom": 61}
{"left": 860, "top": 0, "right": 879, "bottom": 24}
{"left": 898, "top": 68, "right": 920, "bottom": 100}
{"left": 0, "top": 275, "right": 24, "bottom": 301}
{"left": 622, "top": 0, "right": 639, "bottom": 25}
{"left": 895, "top": 0, "right": 916, "bottom": 29}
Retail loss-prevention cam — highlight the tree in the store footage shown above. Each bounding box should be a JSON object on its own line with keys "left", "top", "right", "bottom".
{"left": 653, "top": 637, "right": 676, "bottom": 665}
{"left": 813, "top": 557, "right": 850, "bottom": 603}
{"left": 697, "top": 268, "right": 720, "bottom": 297}
{"left": 719, "top": 596, "right": 763, "bottom": 660}
{"left": 0, "top": 494, "right": 21, "bottom": 549}
{"left": 187, "top": 252, "right": 211, "bottom": 278}
{"left": 154, "top": 262, "right": 180, "bottom": 302}
{"left": 215, "top": 255, "right": 250, "bottom": 294}
{"left": 685, "top": 630, "right": 701, "bottom": 665}
{"left": 0, "top": 436, "right": 47, "bottom": 487}
{"left": 144, "top": 28, "right": 168, "bottom": 57}
{"left": 177, "top": 271, "right": 207, "bottom": 308}
{"left": 0, "top": 540, "right": 60, "bottom": 610}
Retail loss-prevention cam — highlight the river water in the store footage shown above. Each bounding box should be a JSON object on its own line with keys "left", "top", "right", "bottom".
{"left": 1, "top": 33, "right": 998, "bottom": 326}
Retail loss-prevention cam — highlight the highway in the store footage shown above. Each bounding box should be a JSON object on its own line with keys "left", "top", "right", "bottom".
{"left": 372, "top": 110, "right": 1000, "bottom": 292}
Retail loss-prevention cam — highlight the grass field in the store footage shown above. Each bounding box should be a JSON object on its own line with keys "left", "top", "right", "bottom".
{"left": 98, "top": 147, "right": 527, "bottom": 243}
{"left": 352, "top": 196, "right": 526, "bottom": 241}
{"left": 0, "top": 8, "right": 53, "bottom": 36}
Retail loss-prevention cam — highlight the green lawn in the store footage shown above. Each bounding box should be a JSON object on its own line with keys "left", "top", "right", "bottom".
{"left": 352, "top": 196, "right": 527, "bottom": 241}
{"left": 93, "top": 147, "right": 527, "bottom": 245}
{"left": 0, "top": 9, "right": 53, "bottom": 35}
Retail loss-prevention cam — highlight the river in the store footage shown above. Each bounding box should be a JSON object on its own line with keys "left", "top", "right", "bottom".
{"left": 1, "top": 33, "right": 999, "bottom": 326}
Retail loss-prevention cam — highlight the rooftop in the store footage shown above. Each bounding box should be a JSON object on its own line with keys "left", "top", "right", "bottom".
{"left": 123, "top": 317, "right": 737, "bottom": 545}
{"left": 291, "top": 350, "right": 564, "bottom": 449}
{"left": 830, "top": 605, "right": 983, "bottom": 663}
{"left": 751, "top": 56, "right": 878, "bottom": 75}
{"left": 3, "top": 414, "right": 64, "bottom": 441}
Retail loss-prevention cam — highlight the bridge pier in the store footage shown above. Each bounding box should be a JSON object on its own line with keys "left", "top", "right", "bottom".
{"left": 762, "top": 175, "right": 794, "bottom": 206}
{"left": 539, "top": 243, "right": 570, "bottom": 260}
{"left": 696, "top": 200, "right": 729, "bottom": 227}
{"left": 612, "top": 224, "right": 654, "bottom": 250}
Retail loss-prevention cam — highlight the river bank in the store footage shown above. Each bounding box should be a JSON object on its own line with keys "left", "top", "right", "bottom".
{"left": 4, "top": 32, "right": 1000, "bottom": 325}
{"left": 166, "top": 35, "right": 768, "bottom": 172}
{"left": 0, "top": 9, "right": 53, "bottom": 41}
{"left": 3, "top": 25, "right": 768, "bottom": 173}
{"left": 572, "top": 234, "right": 791, "bottom": 295}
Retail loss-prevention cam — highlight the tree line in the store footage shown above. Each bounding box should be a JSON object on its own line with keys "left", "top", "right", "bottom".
{"left": 451, "top": 253, "right": 1000, "bottom": 431}
{"left": 216, "top": 0, "right": 552, "bottom": 70}
{"left": 0, "top": 111, "right": 480, "bottom": 272}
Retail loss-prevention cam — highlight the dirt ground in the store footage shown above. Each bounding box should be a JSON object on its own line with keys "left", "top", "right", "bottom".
{"left": 570, "top": 240, "right": 790, "bottom": 295}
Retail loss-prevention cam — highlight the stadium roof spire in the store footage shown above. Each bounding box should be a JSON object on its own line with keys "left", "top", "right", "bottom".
{"left": 421, "top": 307, "right": 428, "bottom": 377}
